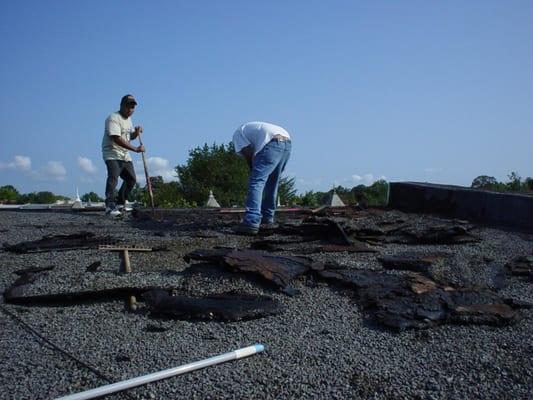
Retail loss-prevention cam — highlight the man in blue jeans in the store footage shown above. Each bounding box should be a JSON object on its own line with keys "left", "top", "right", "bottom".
{"left": 232, "top": 121, "right": 292, "bottom": 235}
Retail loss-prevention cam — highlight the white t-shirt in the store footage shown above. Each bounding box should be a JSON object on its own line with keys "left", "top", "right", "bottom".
{"left": 102, "top": 112, "right": 134, "bottom": 161}
{"left": 232, "top": 121, "right": 291, "bottom": 156}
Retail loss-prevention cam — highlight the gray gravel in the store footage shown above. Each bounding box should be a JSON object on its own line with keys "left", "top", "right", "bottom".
{"left": 0, "top": 210, "right": 532, "bottom": 400}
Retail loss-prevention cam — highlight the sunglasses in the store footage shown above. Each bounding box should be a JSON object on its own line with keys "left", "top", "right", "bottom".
{"left": 125, "top": 102, "right": 137, "bottom": 108}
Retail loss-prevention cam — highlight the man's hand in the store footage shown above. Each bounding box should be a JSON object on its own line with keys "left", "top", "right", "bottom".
{"left": 136, "top": 144, "right": 145, "bottom": 153}
{"left": 131, "top": 126, "right": 144, "bottom": 140}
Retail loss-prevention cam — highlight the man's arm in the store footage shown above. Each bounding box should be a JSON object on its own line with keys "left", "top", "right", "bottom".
{"left": 107, "top": 119, "right": 144, "bottom": 152}
{"left": 112, "top": 136, "right": 144, "bottom": 153}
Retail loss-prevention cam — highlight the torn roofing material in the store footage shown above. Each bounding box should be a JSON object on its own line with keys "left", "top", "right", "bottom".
{"left": 143, "top": 289, "right": 280, "bottom": 321}
{"left": 317, "top": 267, "right": 529, "bottom": 330}
{"left": 183, "top": 247, "right": 531, "bottom": 330}
{"left": 2, "top": 232, "right": 119, "bottom": 253}
{"left": 4, "top": 267, "right": 281, "bottom": 322}
{"left": 184, "top": 248, "right": 320, "bottom": 295}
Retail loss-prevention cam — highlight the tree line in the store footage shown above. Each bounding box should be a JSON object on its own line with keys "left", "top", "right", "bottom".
{"left": 1, "top": 143, "right": 530, "bottom": 206}
{"left": 470, "top": 172, "right": 533, "bottom": 192}
{"left": 0, "top": 186, "right": 71, "bottom": 204}
{"left": 124, "top": 142, "right": 390, "bottom": 208}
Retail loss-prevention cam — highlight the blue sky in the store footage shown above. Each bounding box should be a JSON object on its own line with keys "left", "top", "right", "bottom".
{"left": 1, "top": 1, "right": 532, "bottom": 198}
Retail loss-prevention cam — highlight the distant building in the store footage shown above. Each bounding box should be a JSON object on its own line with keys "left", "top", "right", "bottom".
{"left": 205, "top": 190, "right": 221, "bottom": 208}
{"left": 324, "top": 189, "right": 345, "bottom": 207}
{"left": 71, "top": 187, "right": 85, "bottom": 209}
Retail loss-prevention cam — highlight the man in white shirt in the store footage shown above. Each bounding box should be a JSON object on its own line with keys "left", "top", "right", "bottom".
{"left": 101, "top": 94, "right": 145, "bottom": 216}
{"left": 232, "top": 121, "right": 292, "bottom": 235}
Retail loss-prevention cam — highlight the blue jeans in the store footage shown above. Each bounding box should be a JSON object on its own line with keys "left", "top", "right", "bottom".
{"left": 242, "top": 140, "right": 292, "bottom": 227}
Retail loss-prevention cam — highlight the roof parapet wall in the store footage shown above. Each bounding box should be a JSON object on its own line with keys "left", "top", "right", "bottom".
{"left": 388, "top": 182, "right": 533, "bottom": 232}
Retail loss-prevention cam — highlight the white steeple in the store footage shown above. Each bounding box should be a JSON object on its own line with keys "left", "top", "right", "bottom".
{"left": 72, "top": 187, "right": 84, "bottom": 209}
{"left": 324, "top": 188, "right": 345, "bottom": 207}
{"left": 205, "top": 190, "right": 221, "bottom": 208}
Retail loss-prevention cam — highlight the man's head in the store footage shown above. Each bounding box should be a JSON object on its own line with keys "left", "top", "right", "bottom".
{"left": 119, "top": 94, "right": 137, "bottom": 118}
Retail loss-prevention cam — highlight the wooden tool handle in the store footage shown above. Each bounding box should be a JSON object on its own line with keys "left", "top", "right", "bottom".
{"left": 138, "top": 133, "right": 155, "bottom": 213}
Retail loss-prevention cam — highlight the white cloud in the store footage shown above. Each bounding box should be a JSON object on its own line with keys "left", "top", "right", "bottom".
{"left": 1, "top": 156, "right": 70, "bottom": 182}
{"left": 346, "top": 173, "right": 387, "bottom": 185}
{"left": 77, "top": 157, "right": 98, "bottom": 174}
{"left": 0, "top": 155, "right": 32, "bottom": 171}
{"left": 135, "top": 156, "right": 177, "bottom": 184}
{"left": 363, "top": 173, "right": 374, "bottom": 182}
{"left": 34, "top": 161, "right": 67, "bottom": 181}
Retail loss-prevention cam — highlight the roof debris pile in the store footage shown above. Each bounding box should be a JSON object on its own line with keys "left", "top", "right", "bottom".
{"left": 1, "top": 207, "right": 532, "bottom": 399}
{"left": 183, "top": 247, "right": 530, "bottom": 329}
{"left": 317, "top": 266, "right": 526, "bottom": 329}
{"left": 2, "top": 207, "right": 531, "bottom": 331}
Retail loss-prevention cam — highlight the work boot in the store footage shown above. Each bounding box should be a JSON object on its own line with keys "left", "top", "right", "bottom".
{"left": 232, "top": 223, "right": 259, "bottom": 236}
{"left": 105, "top": 207, "right": 122, "bottom": 217}
{"left": 117, "top": 204, "right": 133, "bottom": 212}
{"left": 260, "top": 222, "right": 279, "bottom": 230}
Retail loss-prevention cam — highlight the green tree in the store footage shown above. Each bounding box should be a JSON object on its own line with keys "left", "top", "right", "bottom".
{"left": 0, "top": 185, "right": 20, "bottom": 203}
{"left": 148, "top": 176, "right": 193, "bottom": 208}
{"left": 20, "top": 191, "right": 57, "bottom": 204}
{"left": 364, "top": 180, "right": 389, "bottom": 206}
{"left": 129, "top": 183, "right": 146, "bottom": 204}
{"left": 176, "top": 142, "right": 248, "bottom": 206}
{"left": 352, "top": 184, "right": 367, "bottom": 202}
{"left": 278, "top": 176, "right": 298, "bottom": 205}
{"left": 471, "top": 175, "right": 498, "bottom": 189}
{"left": 525, "top": 177, "right": 533, "bottom": 191}
{"left": 350, "top": 180, "right": 388, "bottom": 207}
{"left": 297, "top": 190, "right": 320, "bottom": 207}
{"left": 333, "top": 185, "right": 355, "bottom": 204}
{"left": 35, "top": 191, "right": 58, "bottom": 203}
{"left": 506, "top": 171, "right": 522, "bottom": 191}
{"left": 81, "top": 192, "right": 103, "bottom": 202}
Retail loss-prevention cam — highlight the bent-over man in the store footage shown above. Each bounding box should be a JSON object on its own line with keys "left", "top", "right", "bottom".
{"left": 232, "top": 121, "right": 292, "bottom": 235}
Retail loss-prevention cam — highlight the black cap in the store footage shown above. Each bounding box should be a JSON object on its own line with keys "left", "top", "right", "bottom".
{"left": 120, "top": 94, "right": 137, "bottom": 106}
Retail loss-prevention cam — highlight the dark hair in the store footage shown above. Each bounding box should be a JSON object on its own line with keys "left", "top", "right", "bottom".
{"left": 120, "top": 94, "right": 136, "bottom": 106}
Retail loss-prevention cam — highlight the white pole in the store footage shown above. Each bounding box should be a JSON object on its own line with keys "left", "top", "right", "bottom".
{"left": 56, "top": 344, "right": 265, "bottom": 400}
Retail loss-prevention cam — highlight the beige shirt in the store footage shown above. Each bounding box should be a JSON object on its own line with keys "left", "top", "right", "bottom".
{"left": 102, "top": 112, "right": 134, "bottom": 161}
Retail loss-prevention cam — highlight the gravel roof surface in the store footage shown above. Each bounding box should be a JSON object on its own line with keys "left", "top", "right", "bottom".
{"left": 0, "top": 210, "right": 532, "bottom": 400}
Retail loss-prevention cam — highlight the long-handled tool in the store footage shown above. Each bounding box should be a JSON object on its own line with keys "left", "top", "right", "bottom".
{"left": 56, "top": 344, "right": 265, "bottom": 400}
{"left": 138, "top": 133, "right": 155, "bottom": 214}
